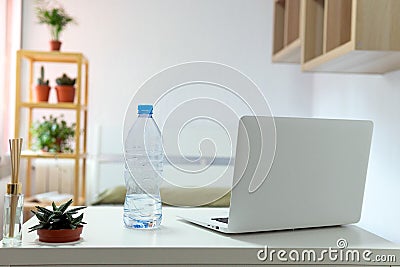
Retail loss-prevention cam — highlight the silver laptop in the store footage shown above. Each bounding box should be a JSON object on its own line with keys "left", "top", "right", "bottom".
{"left": 178, "top": 116, "right": 373, "bottom": 233}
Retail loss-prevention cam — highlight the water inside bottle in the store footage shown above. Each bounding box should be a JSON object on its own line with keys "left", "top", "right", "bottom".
{"left": 123, "top": 194, "right": 162, "bottom": 229}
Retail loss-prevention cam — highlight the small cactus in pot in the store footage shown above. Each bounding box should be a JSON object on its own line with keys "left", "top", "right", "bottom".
{"left": 37, "top": 66, "right": 49, "bottom": 85}
{"left": 55, "top": 73, "right": 76, "bottom": 103}
{"left": 34, "top": 66, "right": 51, "bottom": 102}
{"left": 56, "top": 73, "right": 76, "bottom": 86}
{"left": 29, "top": 199, "right": 86, "bottom": 243}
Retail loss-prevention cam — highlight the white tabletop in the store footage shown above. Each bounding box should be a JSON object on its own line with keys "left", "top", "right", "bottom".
{"left": 0, "top": 206, "right": 399, "bottom": 266}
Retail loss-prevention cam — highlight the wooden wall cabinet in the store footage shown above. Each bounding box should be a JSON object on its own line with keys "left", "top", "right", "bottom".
{"left": 14, "top": 50, "right": 89, "bottom": 205}
{"left": 301, "top": 0, "right": 400, "bottom": 74}
{"left": 272, "top": 0, "right": 302, "bottom": 63}
{"left": 273, "top": 0, "right": 400, "bottom": 74}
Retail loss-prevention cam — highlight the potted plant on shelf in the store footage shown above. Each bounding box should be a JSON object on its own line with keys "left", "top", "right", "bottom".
{"left": 55, "top": 73, "right": 76, "bottom": 103}
{"left": 29, "top": 199, "right": 86, "bottom": 243}
{"left": 35, "top": 0, "right": 76, "bottom": 51}
{"left": 30, "top": 114, "right": 76, "bottom": 153}
{"left": 34, "top": 66, "right": 51, "bottom": 102}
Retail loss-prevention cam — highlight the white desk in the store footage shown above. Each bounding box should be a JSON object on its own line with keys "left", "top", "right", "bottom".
{"left": 0, "top": 206, "right": 399, "bottom": 266}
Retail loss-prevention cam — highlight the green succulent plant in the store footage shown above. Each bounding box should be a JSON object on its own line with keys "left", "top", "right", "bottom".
{"left": 37, "top": 66, "right": 49, "bottom": 86}
{"left": 35, "top": 0, "right": 76, "bottom": 41}
{"left": 56, "top": 73, "right": 76, "bottom": 86}
{"left": 30, "top": 114, "right": 76, "bottom": 153}
{"left": 29, "top": 199, "right": 86, "bottom": 232}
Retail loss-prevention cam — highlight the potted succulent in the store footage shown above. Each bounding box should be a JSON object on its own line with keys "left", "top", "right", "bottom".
{"left": 30, "top": 114, "right": 76, "bottom": 153}
{"left": 35, "top": 0, "right": 76, "bottom": 51}
{"left": 34, "top": 66, "right": 51, "bottom": 102}
{"left": 29, "top": 199, "right": 86, "bottom": 243}
{"left": 55, "top": 73, "right": 76, "bottom": 103}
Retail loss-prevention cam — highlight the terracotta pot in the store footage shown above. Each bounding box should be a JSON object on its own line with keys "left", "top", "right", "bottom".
{"left": 34, "top": 85, "right": 51, "bottom": 102}
{"left": 50, "top": 40, "right": 62, "bottom": 51}
{"left": 37, "top": 227, "right": 83, "bottom": 243}
{"left": 55, "top": 85, "right": 75, "bottom": 103}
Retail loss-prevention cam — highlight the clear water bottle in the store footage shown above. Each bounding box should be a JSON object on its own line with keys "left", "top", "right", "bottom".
{"left": 123, "top": 104, "right": 163, "bottom": 229}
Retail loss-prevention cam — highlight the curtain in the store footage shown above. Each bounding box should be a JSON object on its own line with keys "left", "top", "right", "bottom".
{"left": 0, "top": 0, "right": 21, "bottom": 157}
{"left": 0, "top": 0, "right": 7, "bottom": 157}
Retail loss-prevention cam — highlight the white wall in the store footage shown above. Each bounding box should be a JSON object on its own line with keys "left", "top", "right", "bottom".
{"left": 20, "top": 0, "right": 400, "bottom": 244}
{"left": 21, "top": 0, "right": 314, "bottom": 150}
{"left": 21, "top": 1, "right": 313, "bottom": 190}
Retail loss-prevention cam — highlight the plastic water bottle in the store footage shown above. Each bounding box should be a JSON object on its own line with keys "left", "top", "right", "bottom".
{"left": 123, "top": 104, "right": 163, "bottom": 229}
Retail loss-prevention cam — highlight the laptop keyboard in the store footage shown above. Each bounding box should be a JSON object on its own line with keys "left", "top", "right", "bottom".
{"left": 212, "top": 217, "right": 229, "bottom": 224}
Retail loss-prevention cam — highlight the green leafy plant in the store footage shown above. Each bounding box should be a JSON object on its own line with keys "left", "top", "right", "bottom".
{"left": 37, "top": 66, "right": 49, "bottom": 85}
{"left": 30, "top": 114, "right": 76, "bottom": 153}
{"left": 29, "top": 199, "right": 86, "bottom": 232}
{"left": 35, "top": 0, "right": 76, "bottom": 41}
{"left": 56, "top": 73, "right": 76, "bottom": 86}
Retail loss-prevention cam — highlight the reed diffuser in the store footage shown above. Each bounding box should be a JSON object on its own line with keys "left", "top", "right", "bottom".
{"left": 2, "top": 138, "right": 24, "bottom": 246}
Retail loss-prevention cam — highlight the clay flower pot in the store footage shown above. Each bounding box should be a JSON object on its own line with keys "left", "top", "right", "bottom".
{"left": 34, "top": 85, "right": 51, "bottom": 102}
{"left": 50, "top": 40, "right": 62, "bottom": 51}
{"left": 55, "top": 85, "right": 75, "bottom": 103}
{"left": 37, "top": 227, "right": 83, "bottom": 243}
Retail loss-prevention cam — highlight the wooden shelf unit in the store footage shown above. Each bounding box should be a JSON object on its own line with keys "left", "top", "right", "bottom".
{"left": 272, "top": 0, "right": 302, "bottom": 63}
{"left": 301, "top": 0, "right": 400, "bottom": 74}
{"left": 14, "top": 50, "right": 89, "bottom": 205}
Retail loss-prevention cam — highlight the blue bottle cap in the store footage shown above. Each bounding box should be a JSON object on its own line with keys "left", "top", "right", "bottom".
{"left": 138, "top": 104, "right": 153, "bottom": 114}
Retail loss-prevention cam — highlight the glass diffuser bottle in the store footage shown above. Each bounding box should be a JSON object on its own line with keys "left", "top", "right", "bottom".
{"left": 2, "top": 138, "right": 24, "bottom": 247}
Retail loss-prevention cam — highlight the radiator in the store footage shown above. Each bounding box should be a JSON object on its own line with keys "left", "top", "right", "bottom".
{"left": 33, "top": 159, "right": 74, "bottom": 195}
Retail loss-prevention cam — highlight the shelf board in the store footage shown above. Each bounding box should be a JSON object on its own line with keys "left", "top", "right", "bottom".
{"left": 302, "top": 41, "right": 400, "bottom": 74}
{"left": 20, "top": 102, "right": 87, "bottom": 110}
{"left": 272, "top": 38, "right": 301, "bottom": 63}
{"left": 21, "top": 150, "right": 87, "bottom": 159}
{"left": 18, "top": 50, "right": 88, "bottom": 64}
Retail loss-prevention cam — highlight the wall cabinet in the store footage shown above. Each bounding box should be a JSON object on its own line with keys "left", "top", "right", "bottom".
{"left": 273, "top": 0, "right": 400, "bottom": 74}
{"left": 14, "top": 50, "right": 89, "bottom": 205}
{"left": 272, "top": 0, "right": 302, "bottom": 63}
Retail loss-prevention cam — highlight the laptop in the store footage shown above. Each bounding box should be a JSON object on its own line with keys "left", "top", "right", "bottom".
{"left": 178, "top": 116, "right": 373, "bottom": 233}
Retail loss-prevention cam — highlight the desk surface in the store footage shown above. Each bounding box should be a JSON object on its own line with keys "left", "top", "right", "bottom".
{"left": 0, "top": 206, "right": 399, "bottom": 266}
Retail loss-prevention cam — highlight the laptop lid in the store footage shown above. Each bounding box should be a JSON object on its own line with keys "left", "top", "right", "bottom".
{"left": 227, "top": 116, "right": 373, "bottom": 233}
